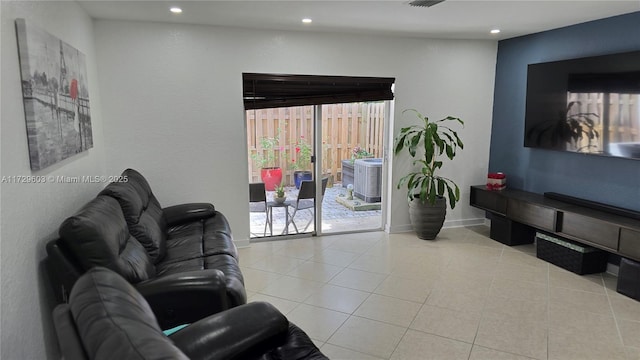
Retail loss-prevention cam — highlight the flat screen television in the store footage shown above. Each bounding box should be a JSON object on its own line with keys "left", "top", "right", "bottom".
{"left": 524, "top": 50, "right": 640, "bottom": 160}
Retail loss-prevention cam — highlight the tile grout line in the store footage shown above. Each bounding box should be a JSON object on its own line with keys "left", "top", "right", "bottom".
{"left": 321, "top": 342, "right": 387, "bottom": 360}
{"left": 603, "top": 274, "right": 627, "bottom": 356}
{"left": 359, "top": 240, "right": 402, "bottom": 360}
{"left": 379, "top": 314, "right": 410, "bottom": 360}
{"left": 469, "top": 244, "right": 505, "bottom": 360}
{"left": 321, "top": 239, "right": 393, "bottom": 359}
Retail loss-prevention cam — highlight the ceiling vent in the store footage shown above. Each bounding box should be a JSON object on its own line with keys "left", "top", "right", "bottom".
{"left": 409, "top": 0, "right": 446, "bottom": 7}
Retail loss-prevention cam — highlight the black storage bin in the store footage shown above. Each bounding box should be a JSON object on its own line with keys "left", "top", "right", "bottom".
{"left": 487, "top": 212, "right": 535, "bottom": 246}
{"left": 536, "top": 232, "right": 608, "bottom": 275}
{"left": 617, "top": 257, "right": 640, "bottom": 301}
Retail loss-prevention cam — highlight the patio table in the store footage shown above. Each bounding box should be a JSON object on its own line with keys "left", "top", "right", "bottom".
{"left": 266, "top": 201, "right": 292, "bottom": 235}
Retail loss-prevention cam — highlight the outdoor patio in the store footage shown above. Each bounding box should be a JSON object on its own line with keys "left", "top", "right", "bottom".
{"left": 250, "top": 183, "right": 382, "bottom": 238}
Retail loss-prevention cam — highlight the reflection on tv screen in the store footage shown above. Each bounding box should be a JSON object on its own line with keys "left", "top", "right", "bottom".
{"left": 563, "top": 92, "right": 640, "bottom": 157}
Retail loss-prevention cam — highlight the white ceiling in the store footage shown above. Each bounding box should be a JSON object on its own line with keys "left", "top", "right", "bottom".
{"left": 78, "top": 0, "right": 640, "bottom": 40}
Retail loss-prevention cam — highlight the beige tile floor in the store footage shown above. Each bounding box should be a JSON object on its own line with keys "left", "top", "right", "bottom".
{"left": 240, "top": 226, "right": 640, "bottom": 360}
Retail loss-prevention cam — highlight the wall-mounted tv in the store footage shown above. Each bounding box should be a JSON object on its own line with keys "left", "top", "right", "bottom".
{"left": 524, "top": 50, "right": 640, "bottom": 160}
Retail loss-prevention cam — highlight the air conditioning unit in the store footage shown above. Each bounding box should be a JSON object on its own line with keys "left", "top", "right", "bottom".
{"left": 341, "top": 159, "right": 355, "bottom": 187}
{"left": 354, "top": 158, "right": 382, "bottom": 203}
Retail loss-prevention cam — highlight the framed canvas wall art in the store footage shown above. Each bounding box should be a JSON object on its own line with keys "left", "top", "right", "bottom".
{"left": 15, "top": 18, "right": 93, "bottom": 171}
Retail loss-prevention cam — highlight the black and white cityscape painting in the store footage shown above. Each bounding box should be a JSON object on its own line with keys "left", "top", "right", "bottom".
{"left": 15, "top": 19, "right": 93, "bottom": 171}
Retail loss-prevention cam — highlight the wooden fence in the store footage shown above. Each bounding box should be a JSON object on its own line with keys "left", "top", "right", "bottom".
{"left": 569, "top": 93, "right": 639, "bottom": 152}
{"left": 247, "top": 102, "right": 385, "bottom": 185}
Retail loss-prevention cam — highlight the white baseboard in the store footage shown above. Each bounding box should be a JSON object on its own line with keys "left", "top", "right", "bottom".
{"left": 387, "top": 224, "right": 414, "bottom": 233}
{"left": 234, "top": 239, "right": 251, "bottom": 248}
{"left": 387, "top": 217, "right": 487, "bottom": 234}
{"left": 443, "top": 217, "right": 487, "bottom": 228}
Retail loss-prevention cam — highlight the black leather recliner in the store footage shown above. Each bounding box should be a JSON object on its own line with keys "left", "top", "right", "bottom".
{"left": 53, "top": 267, "right": 328, "bottom": 360}
{"left": 46, "top": 169, "right": 245, "bottom": 329}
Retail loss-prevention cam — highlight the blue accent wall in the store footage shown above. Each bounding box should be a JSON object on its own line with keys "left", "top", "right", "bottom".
{"left": 490, "top": 11, "right": 640, "bottom": 211}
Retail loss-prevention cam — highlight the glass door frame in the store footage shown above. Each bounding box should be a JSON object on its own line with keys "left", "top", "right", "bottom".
{"left": 313, "top": 101, "right": 392, "bottom": 236}
{"left": 312, "top": 105, "right": 323, "bottom": 235}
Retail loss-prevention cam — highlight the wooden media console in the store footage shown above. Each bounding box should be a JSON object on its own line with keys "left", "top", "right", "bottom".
{"left": 470, "top": 185, "right": 640, "bottom": 262}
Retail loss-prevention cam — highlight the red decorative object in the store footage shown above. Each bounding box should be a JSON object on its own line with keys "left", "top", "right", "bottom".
{"left": 261, "top": 167, "right": 282, "bottom": 191}
{"left": 487, "top": 172, "right": 506, "bottom": 190}
{"left": 70, "top": 78, "right": 78, "bottom": 100}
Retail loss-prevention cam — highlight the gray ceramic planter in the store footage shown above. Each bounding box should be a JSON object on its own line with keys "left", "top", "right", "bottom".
{"left": 408, "top": 196, "right": 446, "bottom": 240}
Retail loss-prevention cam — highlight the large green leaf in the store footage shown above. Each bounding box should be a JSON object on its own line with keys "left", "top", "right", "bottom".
{"left": 428, "top": 178, "right": 436, "bottom": 204}
{"left": 447, "top": 186, "right": 457, "bottom": 209}
{"left": 437, "top": 178, "right": 445, "bottom": 196}
{"left": 445, "top": 145, "right": 454, "bottom": 159}
{"left": 420, "top": 177, "right": 429, "bottom": 202}
{"left": 409, "top": 132, "right": 422, "bottom": 157}
{"left": 424, "top": 131, "right": 434, "bottom": 164}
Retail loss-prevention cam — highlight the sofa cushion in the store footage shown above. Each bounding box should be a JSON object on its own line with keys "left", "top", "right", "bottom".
{"left": 162, "top": 227, "right": 206, "bottom": 264}
{"left": 205, "top": 254, "right": 246, "bottom": 307}
{"left": 162, "top": 212, "right": 238, "bottom": 265}
{"left": 156, "top": 254, "right": 246, "bottom": 307}
{"left": 202, "top": 212, "right": 238, "bottom": 258}
{"left": 100, "top": 179, "right": 167, "bottom": 264}
{"left": 155, "top": 257, "right": 203, "bottom": 275}
{"left": 59, "top": 196, "right": 156, "bottom": 283}
{"left": 69, "top": 267, "right": 188, "bottom": 360}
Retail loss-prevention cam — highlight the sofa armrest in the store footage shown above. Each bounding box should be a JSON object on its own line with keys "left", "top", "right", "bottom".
{"left": 169, "top": 302, "right": 289, "bottom": 360}
{"left": 53, "top": 304, "right": 88, "bottom": 360}
{"left": 163, "top": 203, "right": 216, "bottom": 226}
{"left": 135, "top": 269, "right": 228, "bottom": 329}
{"left": 46, "top": 239, "right": 85, "bottom": 303}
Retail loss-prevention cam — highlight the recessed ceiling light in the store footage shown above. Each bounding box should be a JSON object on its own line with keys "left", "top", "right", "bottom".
{"left": 490, "top": 29, "right": 501, "bottom": 34}
{"left": 409, "top": 0, "right": 446, "bottom": 7}
{"left": 302, "top": 18, "right": 312, "bottom": 24}
{"left": 170, "top": 7, "right": 182, "bottom": 14}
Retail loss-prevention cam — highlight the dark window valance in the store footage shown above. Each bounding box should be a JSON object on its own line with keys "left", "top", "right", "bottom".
{"left": 242, "top": 73, "right": 395, "bottom": 110}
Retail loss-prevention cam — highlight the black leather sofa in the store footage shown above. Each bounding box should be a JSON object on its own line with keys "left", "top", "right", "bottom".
{"left": 46, "top": 169, "right": 245, "bottom": 329}
{"left": 53, "top": 267, "right": 328, "bottom": 360}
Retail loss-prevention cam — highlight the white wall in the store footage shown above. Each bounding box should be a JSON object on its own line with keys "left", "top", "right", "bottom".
{"left": 0, "top": 6, "right": 496, "bottom": 357}
{"left": 0, "top": 1, "right": 105, "bottom": 358}
{"left": 95, "top": 21, "right": 496, "bottom": 242}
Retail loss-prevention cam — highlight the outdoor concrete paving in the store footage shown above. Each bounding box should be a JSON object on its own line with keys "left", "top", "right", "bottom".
{"left": 250, "top": 183, "right": 382, "bottom": 238}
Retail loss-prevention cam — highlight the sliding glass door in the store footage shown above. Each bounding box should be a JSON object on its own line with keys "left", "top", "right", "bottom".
{"left": 246, "top": 101, "right": 387, "bottom": 239}
{"left": 243, "top": 73, "right": 394, "bottom": 240}
{"left": 316, "top": 102, "right": 386, "bottom": 235}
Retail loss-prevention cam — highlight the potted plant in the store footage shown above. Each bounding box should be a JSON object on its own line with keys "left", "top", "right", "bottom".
{"left": 251, "top": 135, "right": 283, "bottom": 191}
{"left": 394, "top": 109, "right": 464, "bottom": 240}
{"left": 341, "top": 145, "right": 372, "bottom": 187}
{"left": 291, "top": 137, "right": 313, "bottom": 189}
{"left": 351, "top": 146, "right": 372, "bottom": 164}
{"left": 274, "top": 182, "right": 286, "bottom": 204}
